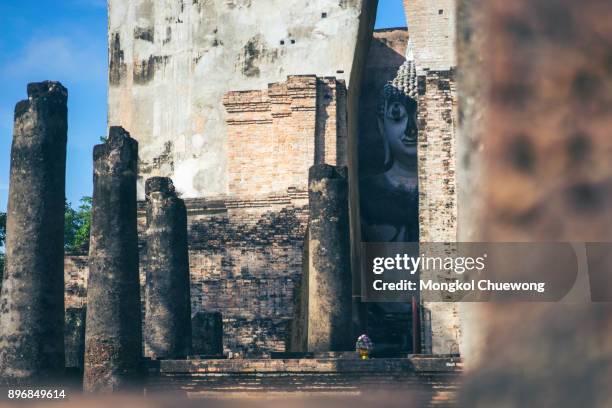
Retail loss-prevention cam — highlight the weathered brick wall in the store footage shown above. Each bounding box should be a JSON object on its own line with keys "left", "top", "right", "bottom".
{"left": 317, "top": 78, "right": 348, "bottom": 167}
{"left": 417, "top": 71, "right": 457, "bottom": 242}
{"left": 223, "top": 75, "right": 346, "bottom": 197}
{"left": 65, "top": 256, "right": 88, "bottom": 309}
{"left": 185, "top": 192, "right": 309, "bottom": 355}
{"left": 416, "top": 70, "right": 461, "bottom": 355}
{"left": 403, "top": 0, "right": 457, "bottom": 72}
{"left": 65, "top": 191, "right": 308, "bottom": 356}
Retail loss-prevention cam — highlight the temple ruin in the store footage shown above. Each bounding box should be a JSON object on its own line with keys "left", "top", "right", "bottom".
{"left": 59, "top": 0, "right": 463, "bottom": 358}
{"left": 2, "top": 0, "right": 612, "bottom": 405}
{"left": 3, "top": 0, "right": 464, "bottom": 401}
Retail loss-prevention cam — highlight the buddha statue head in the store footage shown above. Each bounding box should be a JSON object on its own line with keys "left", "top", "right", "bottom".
{"left": 361, "top": 46, "right": 420, "bottom": 243}
{"left": 378, "top": 57, "right": 418, "bottom": 170}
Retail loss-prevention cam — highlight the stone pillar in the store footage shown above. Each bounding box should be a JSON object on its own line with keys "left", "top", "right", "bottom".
{"left": 191, "top": 312, "right": 223, "bottom": 356}
{"left": 84, "top": 126, "right": 141, "bottom": 392}
{"left": 307, "top": 164, "right": 352, "bottom": 352}
{"left": 415, "top": 50, "right": 460, "bottom": 358}
{"left": 144, "top": 177, "right": 191, "bottom": 359}
{"left": 65, "top": 307, "right": 86, "bottom": 371}
{"left": 289, "top": 240, "right": 309, "bottom": 352}
{"left": 0, "top": 82, "right": 67, "bottom": 385}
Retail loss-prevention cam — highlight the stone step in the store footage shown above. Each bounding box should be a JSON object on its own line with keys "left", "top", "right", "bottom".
{"left": 149, "top": 355, "right": 462, "bottom": 374}
{"left": 145, "top": 357, "right": 462, "bottom": 407}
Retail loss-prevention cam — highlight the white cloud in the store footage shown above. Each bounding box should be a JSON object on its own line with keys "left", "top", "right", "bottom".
{"left": 3, "top": 36, "right": 106, "bottom": 84}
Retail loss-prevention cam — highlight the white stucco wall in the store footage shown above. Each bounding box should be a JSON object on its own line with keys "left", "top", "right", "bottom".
{"left": 108, "top": 0, "right": 372, "bottom": 199}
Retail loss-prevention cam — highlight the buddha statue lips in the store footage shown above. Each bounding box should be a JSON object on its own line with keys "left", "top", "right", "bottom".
{"left": 401, "top": 135, "right": 417, "bottom": 147}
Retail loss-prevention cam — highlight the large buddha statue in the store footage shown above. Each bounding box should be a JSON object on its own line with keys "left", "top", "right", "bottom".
{"left": 361, "top": 56, "right": 419, "bottom": 243}
{"left": 359, "top": 55, "right": 421, "bottom": 355}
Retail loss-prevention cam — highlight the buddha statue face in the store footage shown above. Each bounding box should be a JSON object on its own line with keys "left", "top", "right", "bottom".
{"left": 379, "top": 94, "right": 418, "bottom": 167}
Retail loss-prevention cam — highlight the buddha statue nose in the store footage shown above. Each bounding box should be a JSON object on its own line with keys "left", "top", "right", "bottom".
{"left": 405, "top": 125, "right": 418, "bottom": 141}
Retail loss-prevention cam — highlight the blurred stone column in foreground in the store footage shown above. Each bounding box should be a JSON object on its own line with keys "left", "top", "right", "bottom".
{"left": 307, "top": 164, "right": 352, "bottom": 352}
{"left": 459, "top": 0, "right": 612, "bottom": 406}
{"left": 84, "top": 127, "right": 142, "bottom": 393}
{"left": 455, "top": 0, "right": 488, "bottom": 369}
{"left": 144, "top": 177, "right": 192, "bottom": 359}
{"left": 0, "top": 82, "right": 68, "bottom": 385}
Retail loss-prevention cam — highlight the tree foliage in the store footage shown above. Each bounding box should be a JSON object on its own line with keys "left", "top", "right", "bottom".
{"left": 0, "top": 212, "right": 5, "bottom": 248}
{"left": 64, "top": 197, "right": 92, "bottom": 254}
{"left": 0, "top": 197, "right": 91, "bottom": 270}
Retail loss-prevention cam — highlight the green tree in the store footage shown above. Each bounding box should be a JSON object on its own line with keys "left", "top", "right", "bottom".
{"left": 0, "top": 196, "right": 92, "bottom": 269}
{"left": 0, "top": 212, "right": 5, "bottom": 247}
{"left": 64, "top": 197, "right": 92, "bottom": 254}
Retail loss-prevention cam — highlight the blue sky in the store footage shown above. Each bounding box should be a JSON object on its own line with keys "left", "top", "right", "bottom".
{"left": 0, "top": 1, "right": 406, "bottom": 212}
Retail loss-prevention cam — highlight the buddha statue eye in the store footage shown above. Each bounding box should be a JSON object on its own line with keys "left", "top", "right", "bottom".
{"left": 387, "top": 102, "right": 407, "bottom": 121}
